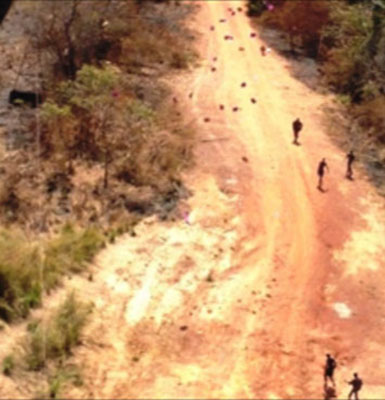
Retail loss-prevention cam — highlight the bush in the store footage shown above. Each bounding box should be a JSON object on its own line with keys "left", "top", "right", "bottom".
{"left": 320, "top": 2, "right": 372, "bottom": 98}
{"left": 0, "top": 226, "right": 103, "bottom": 323}
{"left": 2, "top": 355, "right": 14, "bottom": 376}
{"left": 25, "top": 293, "right": 91, "bottom": 371}
{"left": 0, "top": 230, "right": 42, "bottom": 322}
{"left": 43, "top": 224, "right": 104, "bottom": 289}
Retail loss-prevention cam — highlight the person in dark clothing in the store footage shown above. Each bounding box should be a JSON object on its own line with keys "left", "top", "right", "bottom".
{"left": 292, "top": 118, "right": 303, "bottom": 145}
{"left": 324, "top": 354, "right": 337, "bottom": 386}
{"left": 348, "top": 373, "right": 363, "bottom": 400}
{"left": 260, "top": 45, "right": 266, "bottom": 56}
{"left": 317, "top": 158, "right": 329, "bottom": 191}
{"left": 346, "top": 150, "right": 355, "bottom": 180}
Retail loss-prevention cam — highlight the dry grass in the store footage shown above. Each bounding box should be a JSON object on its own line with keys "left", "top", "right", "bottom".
{"left": 24, "top": 292, "right": 92, "bottom": 371}
{"left": 0, "top": 226, "right": 104, "bottom": 323}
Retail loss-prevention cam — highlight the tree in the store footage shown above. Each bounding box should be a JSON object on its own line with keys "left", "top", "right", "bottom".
{"left": 277, "top": 0, "right": 330, "bottom": 57}
{"left": 30, "top": 0, "right": 136, "bottom": 80}
{"left": 41, "top": 102, "right": 77, "bottom": 174}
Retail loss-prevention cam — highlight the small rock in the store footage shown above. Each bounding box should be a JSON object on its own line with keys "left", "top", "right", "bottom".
{"left": 180, "top": 325, "right": 188, "bottom": 331}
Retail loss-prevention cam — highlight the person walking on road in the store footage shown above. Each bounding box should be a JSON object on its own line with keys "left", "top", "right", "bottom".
{"left": 347, "top": 373, "right": 363, "bottom": 400}
{"left": 324, "top": 354, "right": 337, "bottom": 387}
{"left": 260, "top": 45, "right": 266, "bottom": 56}
{"left": 292, "top": 117, "right": 303, "bottom": 145}
{"left": 346, "top": 150, "right": 356, "bottom": 180}
{"left": 317, "top": 158, "right": 329, "bottom": 191}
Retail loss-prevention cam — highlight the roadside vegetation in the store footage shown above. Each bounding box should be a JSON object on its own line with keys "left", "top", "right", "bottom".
{"left": 0, "top": 0, "right": 197, "bottom": 393}
{"left": 247, "top": 0, "right": 385, "bottom": 187}
{"left": 2, "top": 292, "right": 90, "bottom": 398}
{"left": 0, "top": 0, "right": 196, "bottom": 231}
{"left": 0, "top": 225, "right": 103, "bottom": 323}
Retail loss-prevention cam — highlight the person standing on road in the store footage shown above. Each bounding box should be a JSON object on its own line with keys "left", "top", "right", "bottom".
{"left": 317, "top": 158, "right": 329, "bottom": 191}
{"left": 260, "top": 45, "right": 266, "bottom": 56}
{"left": 324, "top": 354, "right": 337, "bottom": 387}
{"left": 292, "top": 117, "right": 303, "bottom": 145}
{"left": 346, "top": 150, "right": 356, "bottom": 180}
{"left": 347, "top": 373, "right": 363, "bottom": 400}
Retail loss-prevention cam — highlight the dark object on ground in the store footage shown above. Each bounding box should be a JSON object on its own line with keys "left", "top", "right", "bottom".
{"left": 219, "top": 104, "right": 224, "bottom": 110}
{"left": 0, "top": 0, "right": 12, "bottom": 25}
{"left": 213, "top": 57, "right": 217, "bottom": 62}
{"left": 204, "top": 117, "right": 210, "bottom": 122}
{"left": 219, "top": 19, "right": 226, "bottom": 23}
{"left": 242, "top": 156, "right": 248, "bottom": 163}
{"left": 172, "top": 96, "right": 178, "bottom": 103}
{"left": 210, "top": 25, "right": 215, "bottom": 31}
{"left": 231, "top": 12, "right": 236, "bottom": 16}
{"left": 224, "top": 35, "right": 233, "bottom": 41}
{"left": 237, "top": 7, "right": 243, "bottom": 12}
{"left": 232, "top": 107, "right": 239, "bottom": 112}
{"left": 180, "top": 325, "right": 188, "bottom": 331}
{"left": 250, "top": 32, "right": 257, "bottom": 38}
{"left": 324, "top": 385, "right": 337, "bottom": 400}
{"left": 239, "top": 47, "right": 245, "bottom": 51}
{"left": 211, "top": 67, "right": 216, "bottom": 72}
{"left": 188, "top": 92, "right": 193, "bottom": 99}
{"left": 241, "top": 82, "right": 247, "bottom": 87}
{"left": 9, "top": 89, "right": 43, "bottom": 108}
{"left": 251, "top": 98, "right": 257, "bottom": 104}
{"left": 260, "top": 45, "right": 266, "bottom": 56}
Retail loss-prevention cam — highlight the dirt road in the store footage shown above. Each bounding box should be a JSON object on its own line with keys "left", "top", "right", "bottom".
{"left": 31, "top": 1, "right": 385, "bottom": 399}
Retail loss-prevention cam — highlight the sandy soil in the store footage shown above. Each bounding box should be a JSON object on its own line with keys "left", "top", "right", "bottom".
{"left": 1, "top": 1, "right": 385, "bottom": 399}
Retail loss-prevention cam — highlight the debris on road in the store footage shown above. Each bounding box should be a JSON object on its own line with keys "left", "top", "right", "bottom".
{"left": 251, "top": 98, "right": 257, "bottom": 104}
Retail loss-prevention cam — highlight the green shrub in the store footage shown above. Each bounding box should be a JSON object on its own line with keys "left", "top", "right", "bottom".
{"left": 0, "top": 230, "right": 43, "bottom": 322}
{"left": 0, "top": 226, "right": 102, "bottom": 323}
{"left": 44, "top": 225, "right": 104, "bottom": 287}
{"left": 320, "top": 2, "right": 372, "bottom": 97}
{"left": 2, "top": 355, "right": 14, "bottom": 376}
{"left": 25, "top": 293, "right": 92, "bottom": 371}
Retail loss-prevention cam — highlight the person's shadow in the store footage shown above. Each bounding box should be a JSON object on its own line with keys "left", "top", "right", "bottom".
{"left": 324, "top": 383, "right": 337, "bottom": 400}
{"left": 317, "top": 186, "right": 328, "bottom": 193}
